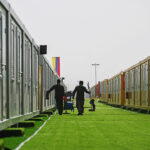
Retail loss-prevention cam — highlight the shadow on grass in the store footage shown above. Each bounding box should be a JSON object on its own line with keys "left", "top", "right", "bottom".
{"left": 63, "top": 112, "right": 71, "bottom": 114}
{"left": 5, "top": 147, "right": 11, "bottom": 150}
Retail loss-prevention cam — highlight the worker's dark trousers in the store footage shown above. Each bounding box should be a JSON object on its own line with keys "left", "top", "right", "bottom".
{"left": 92, "top": 104, "right": 95, "bottom": 111}
{"left": 56, "top": 99, "right": 63, "bottom": 115}
{"left": 76, "top": 99, "right": 84, "bottom": 114}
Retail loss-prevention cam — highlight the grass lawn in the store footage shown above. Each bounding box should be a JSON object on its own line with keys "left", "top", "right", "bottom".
{"left": 2, "top": 116, "right": 49, "bottom": 150}
{"left": 13, "top": 100, "right": 150, "bottom": 149}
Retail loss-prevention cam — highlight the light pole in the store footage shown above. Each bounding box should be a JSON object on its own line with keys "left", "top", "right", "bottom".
{"left": 92, "top": 63, "right": 100, "bottom": 85}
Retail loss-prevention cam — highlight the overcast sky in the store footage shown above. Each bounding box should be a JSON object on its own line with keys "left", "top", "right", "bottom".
{"left": 7, "top": 0, "right": 150, "bottom": 90}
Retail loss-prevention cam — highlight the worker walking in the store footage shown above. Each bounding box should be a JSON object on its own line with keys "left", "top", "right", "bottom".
{"left": 73, "top": 81, "right": 90, "bottom": 115}
{"left": 46, "top": 79, "right": 65, "bottom": 115}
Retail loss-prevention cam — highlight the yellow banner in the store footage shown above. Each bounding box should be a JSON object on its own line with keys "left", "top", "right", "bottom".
{"left": 52, "top": 57, "right": 56, "bottom": 71}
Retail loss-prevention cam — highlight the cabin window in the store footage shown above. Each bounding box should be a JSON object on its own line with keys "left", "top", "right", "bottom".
{"left": 32, "top": 49, "right": 36, "bottom": 86}
{"left": 33, "top": 50, "right": 36, "bottom": 85}
{"left": 33, "top": 49, "right": 38, "bottom": 87}
{"left": 111, "top": 80, "right": 113, "bottom": 94}
{"left": 11, "top": 23, "right": 15, "bottom": 79}
{"left": 46, "top": 64, "right": 48, "bottom": 89}
{"left": 49, "top": 69, "right": 50, "bottom": 89}
{"left": 135, "top": 68, "right": 138, "bottom": 90}
{"left": 118, "top": 77, "right": 120, "bottom": 91}
{"left": 16, "top": 30, "right": 21, "bottom": 81}
{"left": 0, "top": 14, "right": 2, "bottom": 75}
{"left": 36, "top": 53, "right": 38, "bottom": 87}
{"left": 24, "top": 40, "right": 28, "bottom": 83}
{"left": 128, "top": 74, "right": 130, "bottom": 92}
{"left": 118, "top": 77, "right": 120, "bottom": 92}
{"left": 28, "top": 42, "right": 31, "bottom": 85}
{"left": 108, "top": 81, "right": 110, "bottom": 93}
{"left": 125, "top": 73, "right": 128, "bottom": 92}
{"left": 144, "top": 64, "right": 148, "bottom": 90}
{"left": 137, "top": 67, "right": 140, "bottom": 90}
{"left": 132, "top": 70, "right": 134, "bottom": 91}
{"left": 141, "top": 65, "right": 143, "bottom": 90}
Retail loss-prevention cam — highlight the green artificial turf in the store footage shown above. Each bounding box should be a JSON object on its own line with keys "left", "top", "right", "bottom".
{"left": 0, "top": 139, "right": 4, "bottom": 150}
{"left": 19, "top": 100, "right": 150, "bottom": 150}
{"left": 2, "top": 116, "right": 48, "bottom": 150}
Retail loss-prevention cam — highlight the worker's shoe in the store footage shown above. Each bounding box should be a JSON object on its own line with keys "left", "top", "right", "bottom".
{"left": 78, "top": 113, "right": 83, "bottom": 115}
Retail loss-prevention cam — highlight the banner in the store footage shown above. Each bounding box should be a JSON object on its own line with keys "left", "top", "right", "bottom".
{"left": 52, "top": 57, "right": 60, "bottom": 77}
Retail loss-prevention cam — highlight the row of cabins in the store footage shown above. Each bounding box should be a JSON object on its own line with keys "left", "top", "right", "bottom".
{"left": 91, "top": 56, "right": 150, "bottom": 110}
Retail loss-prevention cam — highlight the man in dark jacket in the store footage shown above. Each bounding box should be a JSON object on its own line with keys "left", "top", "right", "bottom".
{"left": 72, "top": 81, "right": 90, "bottom": 115}
{"left": 46, "top": 79, "right": 65, "bottom": 115}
